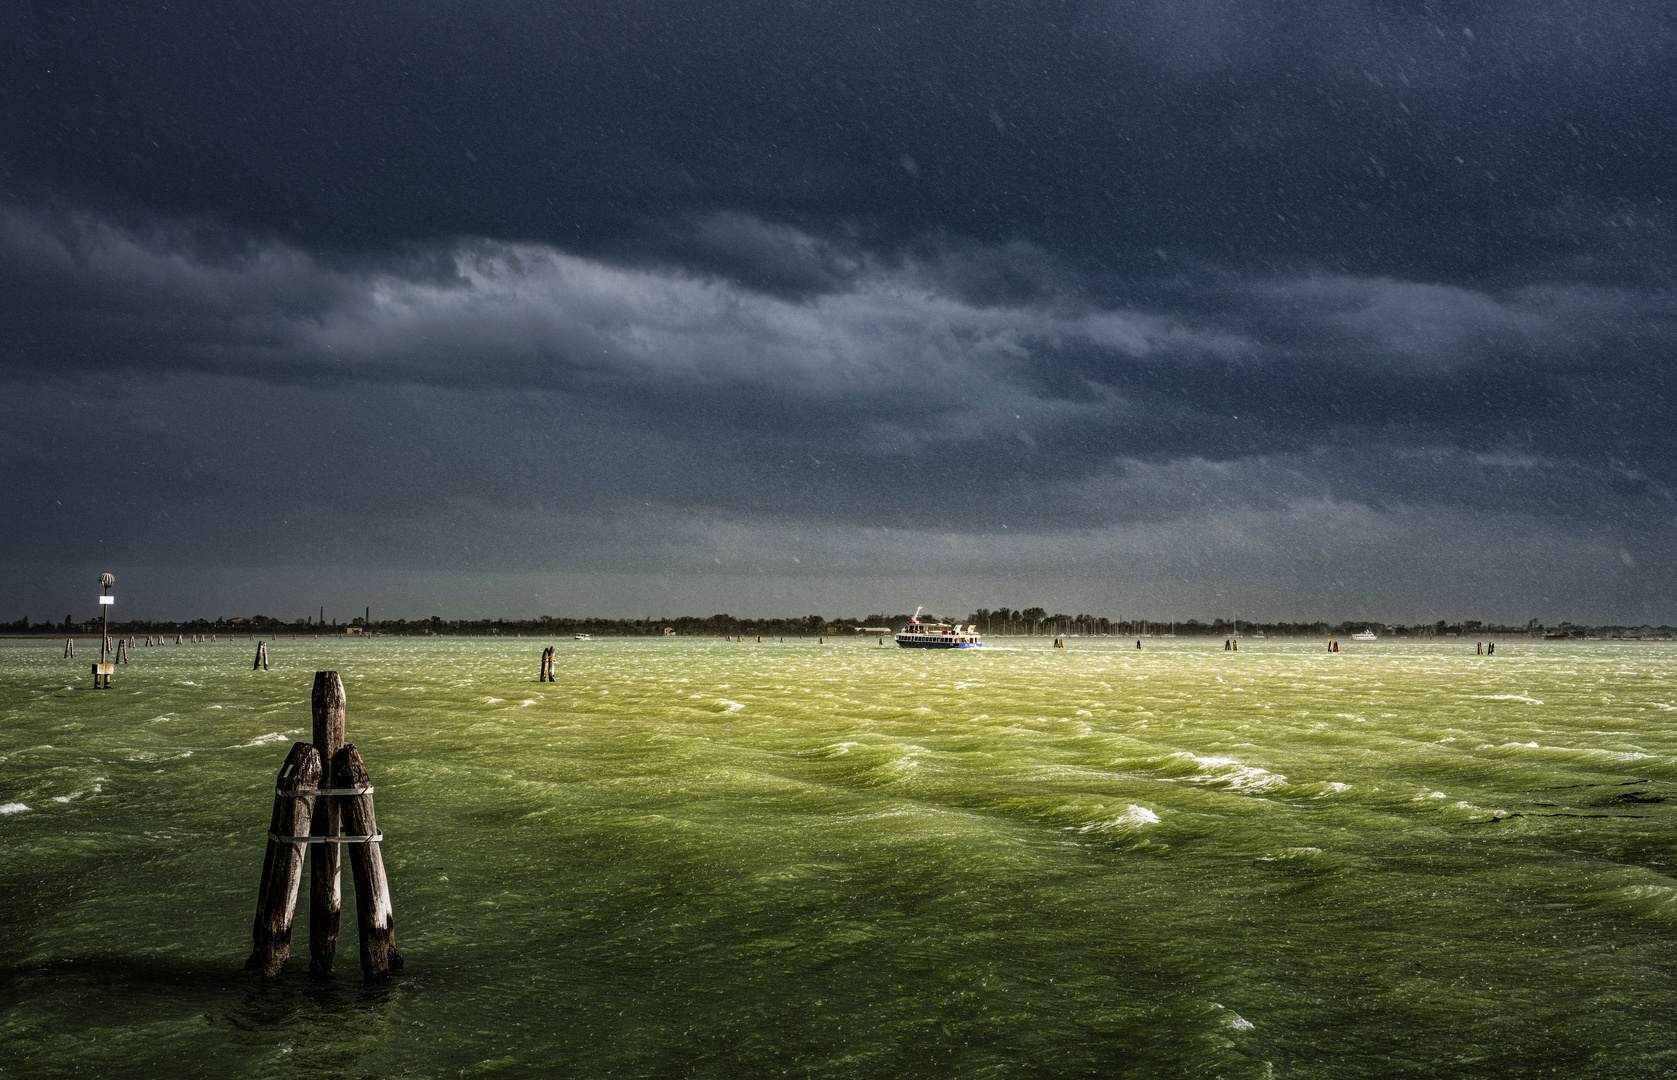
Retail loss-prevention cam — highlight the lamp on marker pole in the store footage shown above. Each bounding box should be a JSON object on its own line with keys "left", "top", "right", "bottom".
{"left": 99, "top": 573, "right": 115, "bottom": 662}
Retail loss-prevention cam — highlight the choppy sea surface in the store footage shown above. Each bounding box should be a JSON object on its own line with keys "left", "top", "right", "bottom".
{"left": 2, "top": 635, "right": 1676, "bottom": 1079}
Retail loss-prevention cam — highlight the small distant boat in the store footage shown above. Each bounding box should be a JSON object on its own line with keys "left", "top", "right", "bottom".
{"left": 573, "top": 634, "right": 592, "bottom": 641}
{"left": 1352, "top": 630, "right": 1377, "bottom": 641}
{"left": 895, "top": 607, "right": 983, "bottom": 649}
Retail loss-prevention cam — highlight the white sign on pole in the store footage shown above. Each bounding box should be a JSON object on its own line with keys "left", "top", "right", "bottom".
{"left": 99, "top": 596, "right": 115, "bottom": 605}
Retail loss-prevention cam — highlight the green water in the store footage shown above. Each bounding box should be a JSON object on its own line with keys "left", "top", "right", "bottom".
{"left": 2, "top": 637, "right": 1676, "bottom": 1079}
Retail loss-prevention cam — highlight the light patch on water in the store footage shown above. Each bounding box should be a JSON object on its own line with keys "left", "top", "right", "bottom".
{"left": 52, "top": 792, "right": 82, "bottom": 803}
{"left": 716, "top": 699, "right": 745, "bottom": 714}
{"left": 0, "top": 803, "right": 29, "bottom": 814}
{"left": 1257, "top": 847, "right": 1323, "bottom": 862}
{"left": 521, "top": 700, "right": 538, "bottom": 707}
{"left": 1481, "top": 694, "right": 1545, "bottom": 705}
{"left": 481, "top": 697, "right": 505, "bottom": 705}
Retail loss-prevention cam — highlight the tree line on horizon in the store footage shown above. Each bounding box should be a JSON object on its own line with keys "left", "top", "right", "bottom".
{"left": 6, "top": 610, "right": 1673, "bottom": 641}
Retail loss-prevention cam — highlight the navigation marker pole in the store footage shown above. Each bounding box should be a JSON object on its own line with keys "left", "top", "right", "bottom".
{"left": 93, "top": 574, "right": 115, "bottom": 688}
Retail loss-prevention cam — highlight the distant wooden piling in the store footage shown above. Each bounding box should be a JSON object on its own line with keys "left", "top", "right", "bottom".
{"left": 333, "top": 745, "right": 402, "bottom": 979}
{"left": 308, "top": 672, "right": 347, "bottom": 975}
{"left": 115, "top": 638, "right": 127, "bottom": 664}
{"left": 539, "top": 646, "right": 555, "bottom": 682}
{"left": 64, "top": 638, "right": 73, "bottom": 658}
{"left": 253, "top": 641, "right": 269, "bottom": 670}
{"left": 247, "top": 741, "right": 322, "bottom": 979}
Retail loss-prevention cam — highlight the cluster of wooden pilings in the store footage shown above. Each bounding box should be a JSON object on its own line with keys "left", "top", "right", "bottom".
{"left": 538, "top": 646, "right": 556, "bottom": 681}
{"left": 252, "top": 640, "right": 270, "bottom": 670}
{"left": 247, "top": 671, "right": 401, "bottom": 981}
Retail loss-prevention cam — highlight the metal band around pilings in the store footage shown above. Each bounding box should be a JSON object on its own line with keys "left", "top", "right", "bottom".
{"left": 275, "top": 786, "right": 373, "bottom": 797}
{"left": 268, "top": 831, "right": 384, "bottom": 844}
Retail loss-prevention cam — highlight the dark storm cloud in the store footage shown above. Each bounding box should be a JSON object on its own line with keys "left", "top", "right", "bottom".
{"left": 8, "top": 0, "right": 1675, "bottom": 275}
{"left": 3, "top": 0, "right": 1675, "bottom": 620}
{"left": 4, "top": 203, "right": 1672, "bottom": 530}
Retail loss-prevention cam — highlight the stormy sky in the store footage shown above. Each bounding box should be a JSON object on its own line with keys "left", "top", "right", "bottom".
{"left": 4, "top": 0, "right": 1675, "bottom": 623}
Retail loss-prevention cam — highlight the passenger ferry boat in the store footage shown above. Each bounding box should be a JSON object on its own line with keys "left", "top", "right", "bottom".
{"left": 895, "top": 608, "right": 983, "bottom": 649}
{"left": 1351, "top": 630, "right": 1377, "bottom": 641}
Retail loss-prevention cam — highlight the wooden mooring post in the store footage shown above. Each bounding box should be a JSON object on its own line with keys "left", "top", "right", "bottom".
{"left": 308, "top": 672, "right": 345, "bottom": 974}
{"left": 335, "top": 745, "right": 402, "bottom": 978}
{"left": 539, "top": 646, "right": 555, "bottom": 681}
{"left": 246, "top": 671, "right": 398, "bottom": 981}
{"left": 246, "top": 741, "right": 321, "bottom": 978}
{"left": 253, "top": 640, "right": 269, "bottom": 671}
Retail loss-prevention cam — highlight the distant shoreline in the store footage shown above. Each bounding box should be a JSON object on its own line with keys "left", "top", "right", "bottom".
{"left": 6, "top": 632, "right": 1674, "bottom": 643}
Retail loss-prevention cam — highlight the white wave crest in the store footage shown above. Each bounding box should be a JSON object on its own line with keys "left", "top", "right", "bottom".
{"left": 0, "top": 803, "right": 29, "bottom": 814}
{"left": 1172, "top": 753, "right": 1289, "bottom": 793}
{"left": 231, "top": 732, "right": 290, "bottom": 749}
{"left": 1076, "top": 805, "right": 1161, "bottom": 833}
